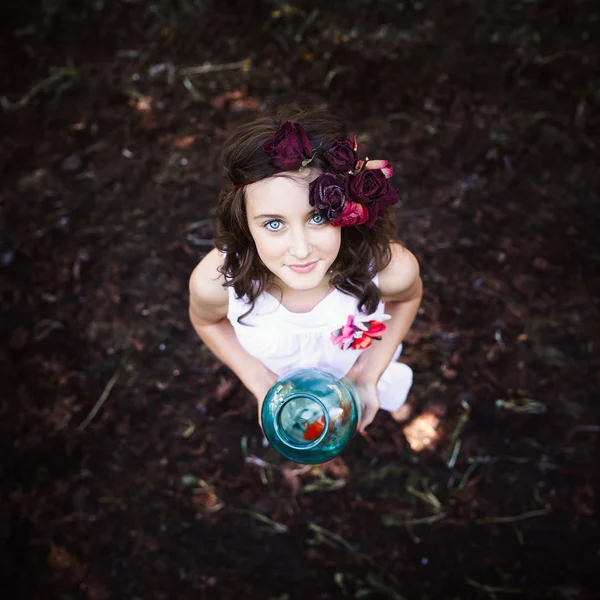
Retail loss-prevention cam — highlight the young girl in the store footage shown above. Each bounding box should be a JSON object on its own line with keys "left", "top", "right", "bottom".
{"left": 189, "top": 105, "right": 422, "bottom": 433}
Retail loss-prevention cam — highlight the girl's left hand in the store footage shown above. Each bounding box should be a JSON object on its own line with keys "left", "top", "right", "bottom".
{"left": 345, "top": 373, "right": 380, "bottom": 433}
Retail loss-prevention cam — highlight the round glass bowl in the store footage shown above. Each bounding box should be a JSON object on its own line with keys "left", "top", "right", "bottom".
{"left": 261, "top": 368, "right": 361, "bottom": 464}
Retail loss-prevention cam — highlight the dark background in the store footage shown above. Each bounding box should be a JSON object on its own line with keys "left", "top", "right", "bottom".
{"left": 1, "top": 1, "right": 599, "bottom": 598}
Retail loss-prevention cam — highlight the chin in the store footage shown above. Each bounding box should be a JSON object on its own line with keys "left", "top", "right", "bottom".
{"left": 288, "top": 278, "right": 321, "bottom": 291}
{"left": 279, "top": 266, "right": 328, "bottom": 291}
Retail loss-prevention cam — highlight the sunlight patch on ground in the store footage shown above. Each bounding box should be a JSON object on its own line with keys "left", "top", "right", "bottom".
{"left": 131, "top": 96, "right": 152, "bottom": 112}
{"left": 401, "top": 412, "right": 442, "bottom": 452}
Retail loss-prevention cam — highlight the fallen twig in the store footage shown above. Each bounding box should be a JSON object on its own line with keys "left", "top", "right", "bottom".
{"left": 445, "top": 400, "right": 471, "bottom": 468}
{"left": 324, "top": 66, "right": 354, "bottom": 89}
{"left": 77, "top": 352, "right": 130, "bottom": 432}
{"left": 535, "top": 50, "right": 583, "bottom": 66}
{"left": 1, "top": 68, "right": 78, "bottom": 111}
{"left": 405, "top": 484, "right": 442, "bottom": 511}
{"left": 303, "top": 478, "right": 347, "bottom": 493}
{"left": 234, "top": 509, "right": 288, "bottom": 533}
{"left": 308, "top": 523, "right": 356, "bottom": 551}
{"left": 466, "top": 577, "right": 524, "bottom": 596}
{"left": 365, "top": 572, "right": 411, "bottom": 600}
{"left": 458, "top": 462, "right": 479, "bottom": 490}
{"left": 467, "top": 455, "right": 531, "bottom": 465}
{"left": 388, "top": 112, "right": 437, "bottom": 135}
{"left": 182, "top": 77, "right": 205, "bottom": 102}
{"left": 179, "top": 59, "right": 250, "bottom": 76}
{"left": 244, "top": 454, "right": 275, "bottom": 486}
{"left": 475, "top": 507, "right": 551, "bottom": 525}
{"left": 495, "top": 398, "right": 547, "bottom": 414}
{"left": 567, "top": 424, "right": 600, "bottom": 439}
{"left": 382, "top": 512, "right": 447, "bottom": 528}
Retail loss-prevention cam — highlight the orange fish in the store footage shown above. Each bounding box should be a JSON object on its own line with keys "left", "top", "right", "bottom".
{"left": 303, "top": 416, "right": 325, "bottom": 441}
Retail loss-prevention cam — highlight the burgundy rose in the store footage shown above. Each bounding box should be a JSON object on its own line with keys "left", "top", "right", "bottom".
{"left": 262, "top": 121, "right": 313, "bottom": 171}
{"left": 330, "top": 200, "right": 369, "bottom": 227}
{"left": 325, "top": 139, "right": 358, "bottom": 172}
{"left": 365, "top": 187, "right": 399, "bottom": 227}
{"left": 346, "top": 168, "right": 390, "bottom": 203}
{"left": 347, "top": 169, "right": 399, "bottom": 226}
{"left": 309, "top": 172, "right": 347, "bottom": 220}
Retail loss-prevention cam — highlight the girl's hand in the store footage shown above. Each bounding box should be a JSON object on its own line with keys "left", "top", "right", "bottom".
{"left": 345, "top": 372, "right": 380, "bottom": 433}
{"left": 252, "top": 369, "right": 279, "bottom": 429}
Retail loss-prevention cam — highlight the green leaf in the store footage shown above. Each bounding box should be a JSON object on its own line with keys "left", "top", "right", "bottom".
{"left": 181, "top": 474, "right": 197, "bottom": 487}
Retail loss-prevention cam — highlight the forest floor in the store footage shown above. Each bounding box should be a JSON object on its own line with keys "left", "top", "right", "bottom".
{"left": 1, "top": 1, "right": 599, "bottom": 599}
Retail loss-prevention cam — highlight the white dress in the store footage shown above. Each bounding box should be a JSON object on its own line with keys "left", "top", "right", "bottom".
{"left": 227, "top": 276, "right": 413, "bottom": 412}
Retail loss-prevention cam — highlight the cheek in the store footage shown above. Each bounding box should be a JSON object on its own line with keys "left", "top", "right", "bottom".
{"left": 314, "top": 227, "right": 341, "bottom": 264}
{"left": 324, "top": 227, "right": 342, "bottom": 255}
{"left": 251, "top": 229, "right": 282, "bottom": 262}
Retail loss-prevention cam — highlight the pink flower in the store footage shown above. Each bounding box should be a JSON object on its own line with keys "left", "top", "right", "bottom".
{"left": 349, "top": 320, "right": 388, "bottom": 350}
{"left": 331, "top": 315, "right": 357, "bottom": 350}
{"left": 330, "top": 200, "right": 369, "bottom": 227}
{"left": 365, "top": 159, "right": 393, "bottom": 179}
{"left": 331, "top": 314, "right": 390, "bottom": 351}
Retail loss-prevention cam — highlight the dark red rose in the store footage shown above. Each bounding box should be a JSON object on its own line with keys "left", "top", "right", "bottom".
{"left": 309, "top": 172, "right": 347, "bottom": 220}
{"left": 346, "top": 169, "right": 399, "bottom": 226}
{"left": 325, "top": 139, "right": 358, "bottom": 172}
{"left": 262, "top": 121, "right": 312, "bottom": 171}
{"left": 346, "top": 168, "right": 389, "bottom": 203}
{"left": 330, "top": 200, "right": 369, "bottom": 227}
{"left": 365, "top": 187, "right": 399, "bottom": 227}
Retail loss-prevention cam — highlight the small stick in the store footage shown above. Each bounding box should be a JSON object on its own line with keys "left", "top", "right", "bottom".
{"left": 179, "top": 59, "right": 250, "bottom": 76}
{"left": 383, "top": 512, "right": 446, "bottom": 527}
{"left": 567, "top": 424, "right": 600, "bottom": 439}
{"left": 405, "top": 512, "right": 446, "bottom": 527}
{"left": 466, "top": 577, "right": 524, "bottom": 596}
{"left": 475, "top": 507, "right": 551, "bottom": 525}
{"left": 458, "top": 462, "right": 479, "bottom": 490}
{"left": 77, "top": 368, "right": 121, "bottom": 432}
{"left": 77, "top": 352, "right": 129, "bottom": 431}
{"left": 308, "top": 523, "right": 356, "bottom": 552}
{"left": 495, "top": 398, "right": 547, "bottom": 414}
{"left": 365, "top": 573, "right": 410, "bottom": 600}
{"left": 235, "top": 509, "right": 288, "bottom": 533}
{"left": 445, "top": 401, "right": 471, "bottom": 467}
{"left": 324, "top": 66, "right": 353, "bottom": 89}
{"left": 405, "top": 484, "right": 442, "bottom": 510}
{"left": 447, "top": 438, "right": 461, "bottom": 469}
{"left": 1, "top": 68, "right": 78, "bottom": 110}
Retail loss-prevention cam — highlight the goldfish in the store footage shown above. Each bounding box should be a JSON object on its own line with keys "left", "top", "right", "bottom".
{"left": 303, "top": 416, "right": 325, "bottom": 441}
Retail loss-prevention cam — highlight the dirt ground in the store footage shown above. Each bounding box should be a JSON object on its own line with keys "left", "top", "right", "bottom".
{"left": 1, "top": 1, "right": 599, "bottom": 599}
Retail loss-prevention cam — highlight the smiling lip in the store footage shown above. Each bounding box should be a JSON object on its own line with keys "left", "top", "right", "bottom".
{"left": 288, "top": 261, "right": 318, "bottom": 273}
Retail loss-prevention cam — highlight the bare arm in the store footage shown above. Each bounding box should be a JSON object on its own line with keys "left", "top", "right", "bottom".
{"left": 188, "top": 249, "right": 279, "bottom": 415}
{"left": 346, "top": 243, "right": 423, "bottom": 431}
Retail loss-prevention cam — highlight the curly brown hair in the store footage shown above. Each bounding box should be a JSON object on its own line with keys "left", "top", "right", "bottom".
{"left": 214, "top": 104, "right": 400, "bottom": 321}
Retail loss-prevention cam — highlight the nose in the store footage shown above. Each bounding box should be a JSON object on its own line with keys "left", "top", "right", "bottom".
{"left": 289, "top": 227, "right": 311, "bottom": 260}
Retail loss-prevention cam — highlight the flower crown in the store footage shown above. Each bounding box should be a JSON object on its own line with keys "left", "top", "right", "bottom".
{"left": 235, "top": 121, "right": 399, "bottom": 228}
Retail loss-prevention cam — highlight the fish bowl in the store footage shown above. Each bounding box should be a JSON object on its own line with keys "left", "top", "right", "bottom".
{"left": 260, "top": 368, "right": 362, "bottom": 464}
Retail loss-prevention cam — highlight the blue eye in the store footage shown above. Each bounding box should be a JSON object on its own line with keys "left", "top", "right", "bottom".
{"left": 311, "top": 213, "right": 326, "bottom": 225}
{"left": 265, "top": 220, "right": 283, "bottom": 231}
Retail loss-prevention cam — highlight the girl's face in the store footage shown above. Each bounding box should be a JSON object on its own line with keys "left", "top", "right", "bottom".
{"left": 245, "top": 169, "right": 342, "bottom": 294}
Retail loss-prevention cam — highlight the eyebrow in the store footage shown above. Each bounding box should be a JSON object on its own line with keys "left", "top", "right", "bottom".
{"left": 253, "top": 210, "right": 316, "bottom": 220}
